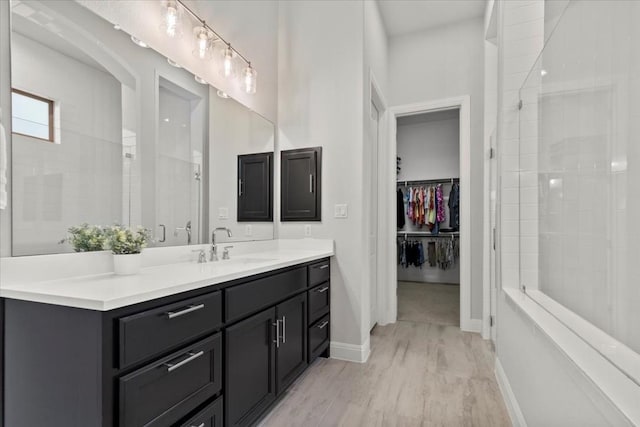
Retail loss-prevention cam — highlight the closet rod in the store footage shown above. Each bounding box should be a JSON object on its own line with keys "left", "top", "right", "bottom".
{"left": 397, "top": 232, "right": 459, "bottom": 239}
{"left": 397, "top": 177, "right": 459, "bottom": 187}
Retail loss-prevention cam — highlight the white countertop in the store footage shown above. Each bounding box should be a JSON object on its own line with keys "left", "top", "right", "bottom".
{"left": 0, "top": 240, "right": 334, "bottom": 311}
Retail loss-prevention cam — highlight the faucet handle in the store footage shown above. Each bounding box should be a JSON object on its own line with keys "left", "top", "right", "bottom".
{"left": 222, "top": 246, "right": 234, "bottom": 260}
{"left": 191, "top": 249, "right": 207, "bottom": 263}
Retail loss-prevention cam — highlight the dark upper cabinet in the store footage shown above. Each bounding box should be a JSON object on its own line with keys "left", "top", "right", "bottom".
{"left": 237, "top": 152, "right": 273, "bottom": 222}
{"left": 281, "top": 147, "right": 322, "bottom": 221}
{"left": 275, "top": 293, "right": 308, "bottom": 394}
{"left": 225, "top": 308, "right": 277, "bottom": 427}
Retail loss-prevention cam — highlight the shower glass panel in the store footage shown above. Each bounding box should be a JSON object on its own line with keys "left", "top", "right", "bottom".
{"left": 518, "top": 0, "right": 640, "bottom": 368}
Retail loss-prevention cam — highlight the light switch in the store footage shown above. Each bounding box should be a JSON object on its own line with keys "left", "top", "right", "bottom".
{"left": 218, "top": 207, "right": 229, "bottom": 219}
{"left": 245, "top": 224, "right": 252, "bottom": 236}
{"left": 334, "top": 204, "right": 348, "bottom": 218}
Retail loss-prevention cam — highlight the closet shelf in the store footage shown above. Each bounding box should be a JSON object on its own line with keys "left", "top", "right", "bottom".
{"left": 397, "top": 178, "right": 459, "bottom": 187}
{"left": 397, "top": 231, "right": 459, "bottom": 238}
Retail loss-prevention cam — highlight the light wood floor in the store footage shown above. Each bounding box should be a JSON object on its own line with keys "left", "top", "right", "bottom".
{"left": 398, "top": 281, "right": 460, "bottom": 326}
{"left": 259, "top": 283, "right": 510, "bottom": 427}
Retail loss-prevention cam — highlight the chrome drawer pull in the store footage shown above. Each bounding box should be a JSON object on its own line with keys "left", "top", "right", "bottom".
{"left": 318, "top": 264, "right": 329, "bottom": 270}
{"left": 317, "top": 321, "right": 329, "bottom": 329}
{"left": 316, "top": 286, "right": 329, "bottom": 293}
{"left": 282, "top": 316, "right": 286, "bottom": 344}
{"left": 166, "top": 303, "right": 205, "bottom": 319}
{"left": 164, "top": 350, "right": 204, "bottom": 372}
{"left": 273, "top": 320, "right": 280, "bottom": 348}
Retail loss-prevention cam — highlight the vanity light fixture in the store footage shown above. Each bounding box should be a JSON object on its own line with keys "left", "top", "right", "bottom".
{"left": 243, "top": 63, "right": 257, "bottom": 94}
{"left": 167, "top": 58, "right": 181, "bottom": 68}
{"left": 130, "top": 36, "right": 148, "bottom": 48}
{"left": 194, "top": 75, "right": 207, "bottom": 85}
{"left": 161, "top": 0, "right": 258, "bottom": 94}
{"left": 192, "top": 21, "right": 215, "bottom": 60}
{"left": 160, "top": 0, "right": 182, "bottom": 38}
{"left": 221, "top": 44, "right": 235, "bottom": 78}
{"left": 216, "top": 90, "right": 230, "bottom": 99}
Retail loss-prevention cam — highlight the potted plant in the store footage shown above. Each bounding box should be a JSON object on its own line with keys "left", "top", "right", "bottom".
{"left": 59, "top": 223, "right": 107, "bottom": 252}
{"left": 106, "top": 225, "right": 151, "bottom": 275}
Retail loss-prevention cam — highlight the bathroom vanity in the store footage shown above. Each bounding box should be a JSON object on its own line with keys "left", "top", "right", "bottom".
{"left": 1, "top": 244, "right": 333, "bottom": 427}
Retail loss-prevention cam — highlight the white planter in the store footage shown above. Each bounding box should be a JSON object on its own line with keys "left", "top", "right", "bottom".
{"left": 113, "top": 253, "right": 142, "bottom": 275}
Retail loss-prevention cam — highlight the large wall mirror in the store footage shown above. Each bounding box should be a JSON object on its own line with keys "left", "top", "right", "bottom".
{"left": 4, "top": 0, "right": 274, "bottom": 256}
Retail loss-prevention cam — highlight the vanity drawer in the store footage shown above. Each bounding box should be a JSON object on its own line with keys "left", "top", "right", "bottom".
{"left": 308, "top": 282, "right": 330, "bottom": 325}
{"left": 225, "top": 267, "right": 306, "bottom": 322}
{"left": 308, "top": 314, "right": 330, "bottom": 362}
{"left": 119, "top": 333, "right": 222, "bottom": 427}
{"left": 119, "top": 291, "right": 222, "bottom": 368}
{"left": 308, "top": 259, "right": 330, "bottom": 287}
{"left": 179, "top": 395, "right": 223, "bottom": 427}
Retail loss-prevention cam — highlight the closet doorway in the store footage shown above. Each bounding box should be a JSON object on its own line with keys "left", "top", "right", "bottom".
{"left": 380, "top": 96, "right": 473, "bottom": 331}
{"left": 397, "top": 109, "right": 461, "bottom": 326}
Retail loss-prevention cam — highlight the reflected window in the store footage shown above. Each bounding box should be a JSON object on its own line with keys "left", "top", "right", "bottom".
{"left": 11, "top": 89, "right": 54, "bottom": 142}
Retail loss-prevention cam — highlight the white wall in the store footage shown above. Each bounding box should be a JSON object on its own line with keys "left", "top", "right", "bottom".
{"left": 278, "top": 0, "right": 368, "bottom": 358}
{"left": 396, "top": 113, "right": 460, "bottom": 285}
{"left": 495, "top": 1, "right": 631, "bottom": 425}
{"left": 389, "top": 18, "right": 485, "bottom": 319}
{"left": 209, "top": 89, "right": 274, "bottom": 243}
{"left": 11, "top": 32, "right": 122, "bottom": 255}
{"left": 1, "top": 0, "right": 13, "bottom": 258}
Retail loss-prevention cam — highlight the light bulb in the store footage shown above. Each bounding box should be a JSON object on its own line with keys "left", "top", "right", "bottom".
{"left": 243, "top": 64, "right": 257, "bottom": 94}
{"left": 216, "top": 90, "right": 230, "bottom": 99}
{"left": 192, "top": 23, "right": 214, "bottom": 60}
{"left": 160, "top": 0, "right": 182, "bottom": 38}
{"left": 222, "top": 45, "right": 235, "bottom": 78}
{"left": 194, "top": 75, "right": 207, "bottom": 85}
{"left": 131, "top": 36, "right": 148, "bottom": 48}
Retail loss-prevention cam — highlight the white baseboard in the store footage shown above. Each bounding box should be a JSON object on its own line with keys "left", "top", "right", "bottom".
{"left": 462, "top": 318, "right": 483, "bottom": 333}
{"left": 330, "top": 337, "right": 371, "bottom": 363}
{"left": 495, "top": 357, "right": 528, "bottom": 427}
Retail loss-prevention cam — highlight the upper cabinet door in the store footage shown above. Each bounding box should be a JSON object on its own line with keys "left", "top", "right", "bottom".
{"left": 237, "top": 152, "right": 273, "bottom": 222}
{"left": 281, "top": 147, "right": 322, "bottom": 221}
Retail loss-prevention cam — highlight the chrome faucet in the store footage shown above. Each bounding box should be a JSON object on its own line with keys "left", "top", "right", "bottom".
{"left": 211, "top": 227, "right": 232, "bottom": 261}
{"left": 175, "top": 220, "right": 192, "bottom": 245}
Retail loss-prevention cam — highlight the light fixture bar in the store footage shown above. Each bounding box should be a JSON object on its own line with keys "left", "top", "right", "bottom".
{"left": 175, "top": 0, "right": 251, "bottom": 66}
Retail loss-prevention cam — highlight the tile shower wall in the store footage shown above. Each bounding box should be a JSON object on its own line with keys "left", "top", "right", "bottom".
{"left": 11, "top": 32, "right": 122, "bottom": 255}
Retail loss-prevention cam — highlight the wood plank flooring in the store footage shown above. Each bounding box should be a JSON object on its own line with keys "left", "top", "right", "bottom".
{"left": 259, "top": 283, "right": 510, "bottom": 427}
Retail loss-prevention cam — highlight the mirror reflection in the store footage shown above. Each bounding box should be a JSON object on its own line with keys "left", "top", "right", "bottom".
{"left": 7, "top": 0, "right": 274, "bottom": 256}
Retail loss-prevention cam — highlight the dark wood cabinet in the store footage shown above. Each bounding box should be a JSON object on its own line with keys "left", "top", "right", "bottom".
{"left": 276, "top": 294, "right": 308, "bottom": 394}
{"left": 225, "top": 308, "right": 277, "bottom": 427}
{"left": 180, "top": 396, "right": 223, "bottom": 427}
{"left": 281, "top": 147, "right": 322, "bottom": 221}
{"left": 237, "top": 152, "right": 273, "bottom": 222}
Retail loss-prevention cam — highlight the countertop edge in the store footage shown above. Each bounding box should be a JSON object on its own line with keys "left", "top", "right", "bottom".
{"left": 1, "top": 250, "right": 334, "bottom": 311}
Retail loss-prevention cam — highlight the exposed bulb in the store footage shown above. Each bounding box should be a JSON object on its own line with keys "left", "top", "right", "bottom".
{"left": 192, "top": 23, "right": 214, "bottom": 60}
{"left": 243, "top": 64, "right": 257, "bottom": 94}
{"left": 194, "top": 75, "right": 207, "bottom": 85}
{"left": 161, "top": 0, "right": 182, "bottom": 38}
{"left": 222, "top": 45, "right": 235, "bottom": 78}
{"left": 131, "top": 36, "right": 148, "bottom": 48}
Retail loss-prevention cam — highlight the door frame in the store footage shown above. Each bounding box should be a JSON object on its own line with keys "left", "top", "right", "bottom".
{"left": 379, "top": 96, "right": 475, "bottom": 332}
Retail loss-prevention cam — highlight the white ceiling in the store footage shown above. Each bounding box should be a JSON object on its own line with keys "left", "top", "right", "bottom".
{"left": 377, "top": 0, "right": 486, "bottom": 37}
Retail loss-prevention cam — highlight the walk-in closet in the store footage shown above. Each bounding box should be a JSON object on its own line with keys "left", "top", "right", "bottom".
{"left": 396, "top": 109, "right": 461, "bottom": 327}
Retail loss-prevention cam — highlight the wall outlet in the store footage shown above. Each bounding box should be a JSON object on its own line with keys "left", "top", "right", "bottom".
{"left": 245, "top": 224, "right": 252, "bottom": 236}
{"left": 334, "top": 204, "right": 348, "bottom": 218}
{"left": 218, "top": 207, "right": 229, "bottom": 219}
{"left": 304, "top": 225, "right": 312, "bottom": 237}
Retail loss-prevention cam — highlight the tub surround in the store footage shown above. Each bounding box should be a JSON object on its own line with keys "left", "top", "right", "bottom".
{"left": 0, "top": 238, "right": 334, "bottom": 310}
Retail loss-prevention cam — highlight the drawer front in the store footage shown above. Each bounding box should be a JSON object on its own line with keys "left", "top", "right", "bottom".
{"left": 119, "top": 291, "right": 222, "bottom": 368}
{"left": 308, "top": 314, "right": 330, "bottom": 362}
{"left": 308, "top": 283, "right": 330, "bottom": 325}
{"left": 180, "top": 396, "right": 223, "bottom": 427}
{"left": 225, "top": 267, "right": 306, "bottom": 322}
{"left": 119, "top": 333, "right": 222, "bottom": 427}
{"left": 308, "top": 259, "right": 330, "bottom": 287}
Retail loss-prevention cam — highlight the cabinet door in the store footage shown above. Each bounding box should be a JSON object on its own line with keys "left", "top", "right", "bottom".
{"left": 237, "top": 152, "right": 273, "bottom": 222}
{"left": 276, "top": 293, "right": 308, "bottom": 394}
{"left": 281, "top": 147, "right": 322, "bottom": 221}
{"left": 225, "top": 308, "right": 276, "bottom": 427}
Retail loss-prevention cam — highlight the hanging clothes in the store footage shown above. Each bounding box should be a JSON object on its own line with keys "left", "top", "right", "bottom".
{"left": 448, "top": 183, "right": 460, "bottom": 231}
{"left": 397, "top": 188, "right": 405, "bottom": 229}
{"left": 436, "top": 184, "right": 445, "bottom": 223}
